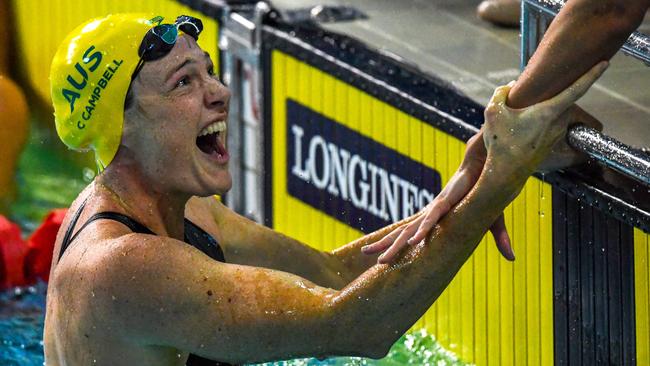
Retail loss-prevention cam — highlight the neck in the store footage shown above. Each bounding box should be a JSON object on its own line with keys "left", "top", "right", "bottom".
{"left": 95, "top": 156, "right": 189, "bottom": 241}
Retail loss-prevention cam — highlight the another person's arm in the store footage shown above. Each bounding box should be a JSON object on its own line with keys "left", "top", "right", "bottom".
{"left": 369, "top": 0, "right": 647, "bottom": 262}
{"left": 99, "top": 64, "right": 605, "bottom": 364}
{"left": 508, "top": 0, "right": 648, "bottom": 108}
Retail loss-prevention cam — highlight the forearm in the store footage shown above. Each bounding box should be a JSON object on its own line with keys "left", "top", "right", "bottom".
{"left": 508, "top": 0, "right": 646, "bottom": 108}
{"left": 326, "top": 160, "right": 527, "bottom": 353}
{"left": 228, "top": 224, "right": 351, "bottom": 289}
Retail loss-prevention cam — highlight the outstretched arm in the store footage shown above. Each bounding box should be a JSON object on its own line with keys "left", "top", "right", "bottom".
{"left": 508, "top": 0, "right": 648, "bottom": 108}
{"left": 367, "top": 0, "right": 647, "bottom": 262}
{"left": 186, "top": 195, "right": 424, "bottom": 287}
{"left": 107, "top": 63, "right": 606, "bottom": 365}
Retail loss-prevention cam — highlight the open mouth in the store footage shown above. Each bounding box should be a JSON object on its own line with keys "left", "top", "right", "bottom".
{"left": 196, "top": 121, "right": 229, "bottom": 163}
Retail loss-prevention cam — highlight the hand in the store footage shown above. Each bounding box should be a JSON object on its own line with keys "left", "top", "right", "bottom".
{"left": 536, "top": 104, "right": 602, "bottom": 172}
{"left": 362, "top": 60, "right": 609, "bottom": 264}
{"left": 482, "top": 61, "right": 608, "bottom": 174}
{"left": 361, "top": 131, "right": 513, "bottom": 263}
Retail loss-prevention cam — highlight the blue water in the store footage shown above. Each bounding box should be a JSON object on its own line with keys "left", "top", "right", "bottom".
{"left": 0, "top": 283, "right": 47, "bottom": 366}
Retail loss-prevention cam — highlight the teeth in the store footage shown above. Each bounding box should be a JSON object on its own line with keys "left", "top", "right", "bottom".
{"left": 199, "top": 121, "right": 227, "bottom": 137}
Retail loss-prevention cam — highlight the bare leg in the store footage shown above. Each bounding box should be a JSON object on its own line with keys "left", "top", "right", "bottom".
{"left": 477, "top": 0, "right": 520, "bottom": 28}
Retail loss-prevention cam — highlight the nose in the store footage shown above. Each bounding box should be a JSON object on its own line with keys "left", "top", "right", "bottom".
{"left": 204, "top": 77, "right": 230, "bottom": 113}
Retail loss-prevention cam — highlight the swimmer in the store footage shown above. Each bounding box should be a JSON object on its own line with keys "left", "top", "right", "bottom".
{"left": 477, "top": 0, "right": 520, "bottom": 28}
{"left": 372, "top": 0, "right": 649, "bottom": 263}
{"left": 43, "top": 14, "right": 607, "bottom": 365}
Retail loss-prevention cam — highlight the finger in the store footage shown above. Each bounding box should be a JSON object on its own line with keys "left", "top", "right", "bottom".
{"left": 408, "top": 202, "right": 448, "bottom": 245}
{"left": 443, "top": 171, "right": 475, "bottom": 208}
{"left": 536, "top": 61, "right": 609, "bottom": 116}
{"left": 378, "top": 224, "right": 421, "bottom": 264}
{"left": 490, "top": 214, "right": 514, "bottom": 261}
{"left": 362, "top": 226, "right": 406, "bottom": 255}
{"left": 486, "top": 83, "right": 514, "bottom": 113}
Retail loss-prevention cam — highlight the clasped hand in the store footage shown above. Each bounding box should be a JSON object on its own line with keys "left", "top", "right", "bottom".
{"left": 362, "top": 61, "right": 609, "bottom": 264}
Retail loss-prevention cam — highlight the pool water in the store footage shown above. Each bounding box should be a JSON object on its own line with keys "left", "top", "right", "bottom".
{"left": 0, "top": 283, "right": 47, "bottom": 366}
{"left": 1, "top": 122, "right": 468, "bottom": 365}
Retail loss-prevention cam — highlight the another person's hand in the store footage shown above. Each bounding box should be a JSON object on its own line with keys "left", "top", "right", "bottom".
{"left": 361, "top": 130, "right": 513, "bottom": 263}
{"left": 536, "top": 104, "right": 602, "bottom": 172}
{"left": 362, "top": 61, "right": 608, "bottom": 264}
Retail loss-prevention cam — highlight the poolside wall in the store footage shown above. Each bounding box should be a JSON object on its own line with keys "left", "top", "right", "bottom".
{"left": 260, "top": 18, "right": 650, "bottom": 366}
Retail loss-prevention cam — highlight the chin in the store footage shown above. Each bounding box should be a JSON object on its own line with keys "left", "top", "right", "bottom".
{"left": 214, "top": 177, "right": 232, "bottom": 196}
{"left": 201, "top": 171, "right": 232, "bottom": 197}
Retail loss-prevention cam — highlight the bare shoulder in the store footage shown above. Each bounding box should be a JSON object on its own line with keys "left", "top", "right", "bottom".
{"left": 77, "top": 232, "right": 222, "bottom": 331}
{"left": 93, "top": 232, "right": 207, "bottom": 287}
{"left": 50, "top": 218, "right": 343, "bottom": 362}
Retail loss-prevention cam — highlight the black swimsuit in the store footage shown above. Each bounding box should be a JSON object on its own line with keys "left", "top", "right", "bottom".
{"left": 58, "top": 199, "right": 233, "bottom": 366}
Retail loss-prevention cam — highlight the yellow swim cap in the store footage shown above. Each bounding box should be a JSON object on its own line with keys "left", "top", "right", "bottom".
{"left": 50, "top": 14, "right": 154, "bottom": 170}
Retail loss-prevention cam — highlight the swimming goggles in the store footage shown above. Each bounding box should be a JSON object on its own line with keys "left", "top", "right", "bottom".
{"left": 131, "top": 15, "right": 204, "bottom": 81}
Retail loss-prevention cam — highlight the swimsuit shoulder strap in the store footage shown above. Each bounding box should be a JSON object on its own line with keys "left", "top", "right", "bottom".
{"left": 184, "top": 219, "right": 226, "bottom": 263}
{"left": 58, "top": 209, "right": 155, "bottom": 261}
{"left": 83, "top": 212, "right": 156, "bottom": 236}
{"left": 59, "top": 208, "right": 225, "bottom": 264}
{"left": 58, "top": 197, "right": 89, "bottom": 261}
{"left": 66, "top": 211, "right": 156, "bottom": 245}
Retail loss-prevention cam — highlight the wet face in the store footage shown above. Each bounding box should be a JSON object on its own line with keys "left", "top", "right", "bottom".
{"left": 124, "top": 35, "right": 232, "bottom": 197}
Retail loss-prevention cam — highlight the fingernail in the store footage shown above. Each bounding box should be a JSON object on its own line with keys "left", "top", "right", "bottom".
{"left": 361, "top": 245, "right": 369, "bottom": 253}
{"left": 406, "top": 238, "right": 414, "bottom": 245}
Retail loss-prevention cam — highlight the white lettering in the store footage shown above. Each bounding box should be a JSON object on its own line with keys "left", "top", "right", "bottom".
{"left": 308, "top": 135, "right": 330, "bottom": 189}
{"left": 399, "top": 179, "right": 418, "bottom": 218}
{"left": 379, "top": 170, "right": 400, "bottom": 222}
{"left": 419, "top": 189, "right": 434, "bottom": 208}
{"left": 291, "top": 125, "right": 309, "bottom": 181}
{"left": 327, "top": 143, "right": 350, "bottom": 199}
{"left": 349, "top": 154, "right": 369, "bottom": 209}
{"left": 367, "top": 162, "right": 381, "bottom": 217}
{"left": 289, "top": 123, "right": 436, "bottom": 224}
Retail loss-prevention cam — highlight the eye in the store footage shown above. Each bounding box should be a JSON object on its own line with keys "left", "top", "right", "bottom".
{"left": 176, "top": 76, "right": 190, "bottom": 88}
{"left": 208, "top": 66, "right": 219, "bottom": 79}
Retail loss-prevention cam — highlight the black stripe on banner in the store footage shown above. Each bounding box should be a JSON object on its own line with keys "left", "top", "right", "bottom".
{"left": 553, "top": 189, "right": 636, "bottom": 365}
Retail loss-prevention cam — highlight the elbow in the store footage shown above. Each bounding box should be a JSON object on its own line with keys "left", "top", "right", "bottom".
{"left": 343, "top": 325, "right": 396, "bottom": 360}
{"left": 321, "top": 303, "right": 394, "bottom": 359}
{"left": 338, "top": 337, "right": 391, "bottom": 359}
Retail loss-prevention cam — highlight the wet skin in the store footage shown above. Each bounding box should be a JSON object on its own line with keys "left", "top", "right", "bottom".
{"left": 369, "top": 0, "right": 650, "bottom": 262}
{"left": 43, "top": 33, "right": 606, "bottom": 365}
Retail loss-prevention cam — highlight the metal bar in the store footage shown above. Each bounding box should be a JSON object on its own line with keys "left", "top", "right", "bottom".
{"left": 567, "top": 125, "right": 650, "bottom": 185}
{"left": 621, "top": 32, "right": 650, "bottom": 65}
{"left": 522, "top": 0, "right": 650, "bottom": 186}
{"left": 519, "top": 1, "right": 532, "bottom": 69}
